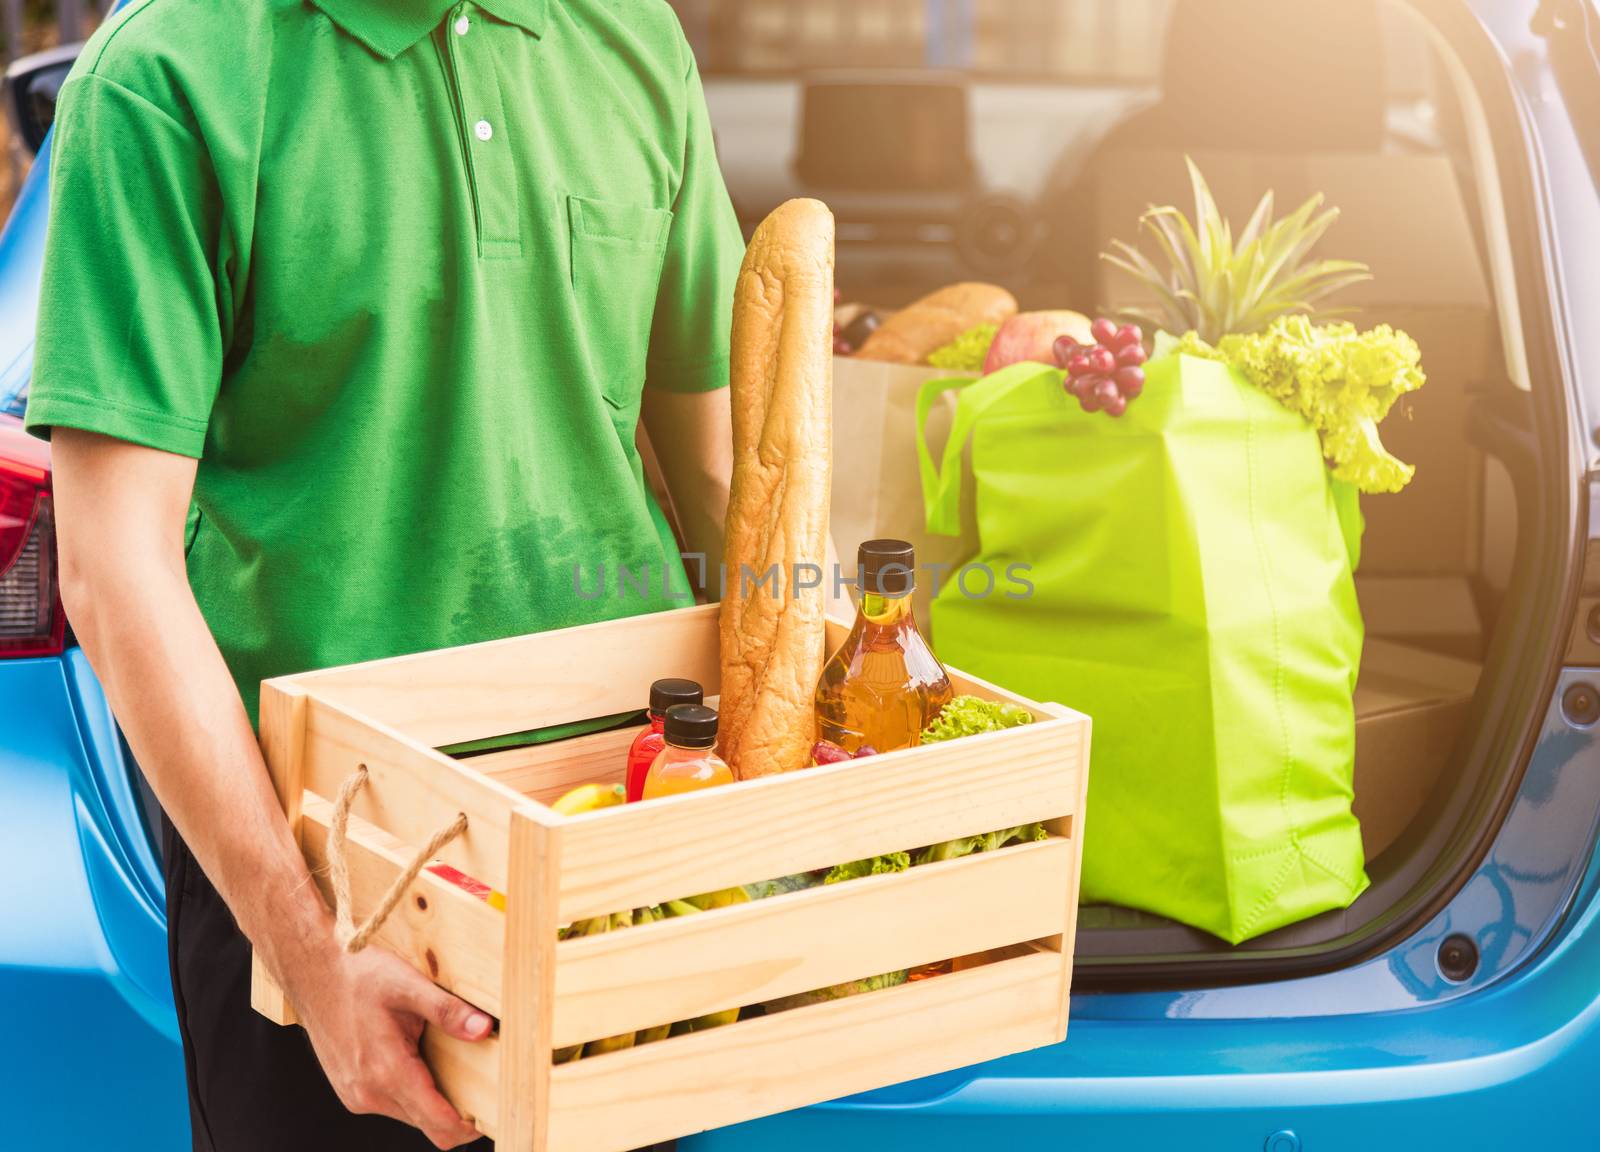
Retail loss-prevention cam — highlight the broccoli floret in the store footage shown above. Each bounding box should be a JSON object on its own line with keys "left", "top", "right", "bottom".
{"left": 742, "top": 871, "right": 826, "bottom": 901}
{"left": 926, "top": 323, "right": 998, "bottom": 371}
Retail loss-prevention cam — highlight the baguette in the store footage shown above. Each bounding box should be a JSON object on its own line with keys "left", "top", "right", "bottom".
{"left": 719, "top": 199, "right": 835, "bottom": 780}
{"left": 854, "top": 281, "right": 1018, "bottom": 364}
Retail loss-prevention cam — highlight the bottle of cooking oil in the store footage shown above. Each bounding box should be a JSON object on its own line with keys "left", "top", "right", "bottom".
{"left": 642, "top": 704, "right": 735, "bottom": 799}
{"left": 814, "top": 539, "right": 953, "bottom": 754}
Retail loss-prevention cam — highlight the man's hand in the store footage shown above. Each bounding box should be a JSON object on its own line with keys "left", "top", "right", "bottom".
{"left": 49, "top": 429, "right": 489, "bottom": 1146}
{"left": 286, "top": 940, "right": 492, "bottom": 1149}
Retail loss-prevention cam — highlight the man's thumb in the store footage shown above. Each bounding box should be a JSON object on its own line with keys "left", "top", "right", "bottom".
{"left": 419, "top": 985, "right": 495, "bottom": 1042}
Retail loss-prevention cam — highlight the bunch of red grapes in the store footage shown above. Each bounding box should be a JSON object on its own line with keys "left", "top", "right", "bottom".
{"left": 1054, "top": 318, "right": 1147, "bottom": 417}
{"left": 812, "top": 739, "right": 877, "bottom": 765}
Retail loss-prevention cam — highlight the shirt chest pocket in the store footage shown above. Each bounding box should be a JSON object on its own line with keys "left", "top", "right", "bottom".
{"left": 567, "top": 195, "right": 673, "bottom": 413}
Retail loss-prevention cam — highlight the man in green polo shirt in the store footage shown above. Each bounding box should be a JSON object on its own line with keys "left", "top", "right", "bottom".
{"left": 27, "top": 0, "right": 743, "bottom": 1146}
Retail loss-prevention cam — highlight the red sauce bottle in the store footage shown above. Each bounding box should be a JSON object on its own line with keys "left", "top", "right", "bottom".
{"left": 625, "top": 678, "right": 703, "bottom": 802}
{"left": 643, "top": 705, "right": 734, "bottom": 799}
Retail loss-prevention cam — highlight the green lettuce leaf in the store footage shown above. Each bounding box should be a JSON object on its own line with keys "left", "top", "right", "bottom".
{"left": 824, "top": 852, "right": 911, "bottom": 885}
{"left": 1176, "top": 317, "right": 1425, "bottom": 494}
{"left": 917, "top": 823, "right": 1048, "bottom": 865}
{"left": 920, "top": 694, "right": 1035, "bottom": 744}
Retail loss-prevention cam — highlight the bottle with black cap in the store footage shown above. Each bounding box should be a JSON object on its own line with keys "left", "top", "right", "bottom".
{"left": 624, "top": 678, "right": 705, "bottom": 801}
{"left": 642, "top": 703, "right": 735, "bottom": 799}
{"left": 814, "top": 539, "right": 954, "bottom": 754}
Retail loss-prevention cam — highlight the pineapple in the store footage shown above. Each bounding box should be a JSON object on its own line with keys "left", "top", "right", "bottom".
{"left": 1101, "top": 156, "right": 1371, "bottom": 345}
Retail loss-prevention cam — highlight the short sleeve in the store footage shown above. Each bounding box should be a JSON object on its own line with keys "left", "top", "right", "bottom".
{"left": 645, "top": 51, "right": 745, "bottom": 394}
{"left": 25, "top": 72, "right": 224, "bottom": 458}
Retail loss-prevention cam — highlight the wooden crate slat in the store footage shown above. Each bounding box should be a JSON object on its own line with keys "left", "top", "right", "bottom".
{"left": 300, "top": 794, "right": 506, "bottom": 1017}
{"left": 555, "top": 716, "right": 1085, "bottom": 922}
{"left": 497, "top": 810, "right": 561, "bottom": 1152}
{"left": 424, "top": 1029, "right": 500, "bottom": 1141}
{"left": 284, "top": 603, "right": 722, "bottom": 748}
{"left": 551, "top": 837, "right": 1071, "bottom": 1048}
{"left": 251, "top": 681, "right": 308, "bottom": 1026}
{"left": 465, "top": 693, "right": 725, "bottom": 804}
{"left": 1040, "top": 702, "right": 1093, "bottom": 1042}
{"left": 467, "top": 724, "right": 640, "bottom": 803}
{"left": 545, "top": 948, "right": 1064, "bottom": 1152}
{"left": 299, "top": 697, "right": 533, "bottom": 891}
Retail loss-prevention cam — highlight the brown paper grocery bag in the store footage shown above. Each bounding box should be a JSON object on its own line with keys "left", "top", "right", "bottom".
{"left": 830, "top": 356, "right": 978, "bottom": 637}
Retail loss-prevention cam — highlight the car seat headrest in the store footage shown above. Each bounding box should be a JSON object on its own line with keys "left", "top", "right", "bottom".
{"left": 1151, "top": 0, "right": 1386, "bottom": 153}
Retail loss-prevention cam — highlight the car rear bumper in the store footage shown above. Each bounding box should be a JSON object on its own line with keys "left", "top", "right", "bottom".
{"left": 686, "top": 899, "right": 1600, "bottom": 1148}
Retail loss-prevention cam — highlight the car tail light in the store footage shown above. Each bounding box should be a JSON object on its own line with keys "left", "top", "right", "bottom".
{"left": 0, "top": 417, "right": 63, "bottom": 657}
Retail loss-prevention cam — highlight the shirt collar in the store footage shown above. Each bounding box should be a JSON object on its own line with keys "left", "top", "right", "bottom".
{"left": 311, "top": 0, "right": 547, "bottom": 60}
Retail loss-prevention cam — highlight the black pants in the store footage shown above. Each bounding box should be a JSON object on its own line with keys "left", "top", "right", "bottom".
{"left": 164, "top": 818, "right": 495, "bottom": 1151}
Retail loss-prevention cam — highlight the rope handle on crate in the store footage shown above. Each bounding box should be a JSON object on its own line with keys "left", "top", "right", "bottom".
{"left": 326, "top": 765, "right": 469, "bottom": 953}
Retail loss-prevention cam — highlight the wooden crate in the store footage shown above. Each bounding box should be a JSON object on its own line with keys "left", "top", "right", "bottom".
{"left": 250, "top": 602, "right": 1090, "bottom": 1152}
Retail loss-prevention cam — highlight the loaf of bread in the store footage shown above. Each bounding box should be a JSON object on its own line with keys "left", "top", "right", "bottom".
{"left": 719, "top": 199, "right": 835, "bottom": 780}
{"left": 854, "top": 281, "right": 1018, "bottom": 364}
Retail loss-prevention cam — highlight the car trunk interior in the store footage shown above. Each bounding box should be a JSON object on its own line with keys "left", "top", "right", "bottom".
{"left": 683, "top": 0, "right": 1556, "bottom": 975}
{"left": 1043, "top": 0, "right": 1541, "bottom": 971}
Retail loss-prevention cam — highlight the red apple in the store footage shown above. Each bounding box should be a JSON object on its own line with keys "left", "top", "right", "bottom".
{"left": 983, "top": 310, "right": 1093, "bottom": 374}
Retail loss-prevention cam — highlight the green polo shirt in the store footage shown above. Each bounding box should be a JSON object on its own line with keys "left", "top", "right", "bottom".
{"left": 27, "top": 0, "right": 744, "bottom": 726}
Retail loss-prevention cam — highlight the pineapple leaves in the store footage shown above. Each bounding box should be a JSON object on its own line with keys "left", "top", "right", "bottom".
{"left": 1101, "top": 156, "right": 1371, "bottom": 344}
{"left": 1235, "top": 188, "right": 1276, "bottom": 250}
{"left": 1101, "top": 240, "right": 1189, "bottom": 323}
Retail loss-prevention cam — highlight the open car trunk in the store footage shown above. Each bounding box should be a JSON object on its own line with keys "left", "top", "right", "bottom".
{"left": 1040, "top": 1, "right": 1569, "bottom": 981}
{"left": 686, "top": 0, "right": 1578, "bottom": 984}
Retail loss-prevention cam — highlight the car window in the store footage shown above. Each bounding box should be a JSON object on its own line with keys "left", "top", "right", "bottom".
{"left": 677, "top": 0, "right": 1449, "bottom": 310}
{"left": 673, "top": 0, "right": 1174, "bottom": 83}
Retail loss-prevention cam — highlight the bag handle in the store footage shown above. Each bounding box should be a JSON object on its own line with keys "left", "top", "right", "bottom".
{"left": 916, "top": 362, "right": 1063, "bottom": 536}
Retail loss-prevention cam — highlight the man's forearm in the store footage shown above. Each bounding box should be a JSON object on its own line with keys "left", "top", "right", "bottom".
{"left": 50, "top": 429, "right": 490, "bottom": 1146}
{"left": 64, "top": 551, "right": 335, "bottom": 982}
{"left": 653, "top": 427, "right": 729, "bottom": 566}
{"left": 641, "top": 388, "right": 732, "bottom": 592}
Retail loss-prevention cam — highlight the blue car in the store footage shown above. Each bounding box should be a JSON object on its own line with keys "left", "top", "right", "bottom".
{"left": 3, "top": 0, "right": 1599, "bottom": 1148}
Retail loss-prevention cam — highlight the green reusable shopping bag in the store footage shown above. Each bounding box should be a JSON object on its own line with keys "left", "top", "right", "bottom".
{"left": 916, "top": 355, "right": 1369, "bottom": 944}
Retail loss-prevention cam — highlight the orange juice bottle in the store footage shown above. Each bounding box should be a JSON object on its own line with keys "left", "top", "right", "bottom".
{"left": 642, "top": 704, "right": 735, "bottom": 799}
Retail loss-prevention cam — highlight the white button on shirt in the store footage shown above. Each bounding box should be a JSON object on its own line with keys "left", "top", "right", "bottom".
{"left": 454, "top": 14, "right": 470, "bottom": 35}
{"left": 474, "top": 119, "right": 493, "bottom": 141}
